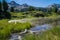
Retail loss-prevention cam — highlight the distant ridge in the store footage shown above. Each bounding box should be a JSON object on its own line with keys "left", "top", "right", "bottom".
{"left": 8, "top": 1, "right": 60, "bottom": 12}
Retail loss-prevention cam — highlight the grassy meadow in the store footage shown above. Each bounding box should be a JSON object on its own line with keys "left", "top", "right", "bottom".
{"left": 0, "top": 0, "right": 60, "bottom": 40}
{"left": 0, "top": 12, "right": 60, "bottom": 40}
{"left": 0, "top": 20, "right": 32, "bottom": 40}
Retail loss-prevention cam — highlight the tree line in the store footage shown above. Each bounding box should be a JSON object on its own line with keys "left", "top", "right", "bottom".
{"left": 0, "top": 0, "right": 11, "bottom": 19}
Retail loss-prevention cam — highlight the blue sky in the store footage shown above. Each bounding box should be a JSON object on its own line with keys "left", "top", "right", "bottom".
{"left": 5, "top": 0, "right": 60, "bottom": 7}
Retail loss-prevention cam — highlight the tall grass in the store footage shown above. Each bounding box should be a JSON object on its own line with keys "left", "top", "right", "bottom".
{"left": 0, "top": 20, "right": 32, "bottom": 40}
{"left": 23, "top": 26, "right": 60, "bottom": 40}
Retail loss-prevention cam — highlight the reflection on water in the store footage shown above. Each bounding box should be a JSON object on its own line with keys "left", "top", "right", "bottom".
{"left": 9, "top": 24, "right": 52, "bottom": 40}
{"left": 30, "top": 24, "right": 52, "bottom": 31}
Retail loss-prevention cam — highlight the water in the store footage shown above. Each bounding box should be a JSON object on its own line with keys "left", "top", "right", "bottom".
{"left": 9, "top": 24, "right": 52, "bottom": 40}
{"left": 30, "top": 24, "right": 52, "bottom": 31}
{"left": 9, "top": 33, "right": 19, "bottom": 40}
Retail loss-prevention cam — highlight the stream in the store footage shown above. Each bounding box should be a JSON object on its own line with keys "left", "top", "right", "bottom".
{"left": 9, "top": 24, "right": 52, "bottom": 40}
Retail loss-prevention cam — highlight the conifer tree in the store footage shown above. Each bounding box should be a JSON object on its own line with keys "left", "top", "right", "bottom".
{"left": 0, "top": 2, "right": 1, "bottom": 10}
{"left": 3, "top": 0, "right": 8, "bottom": 12}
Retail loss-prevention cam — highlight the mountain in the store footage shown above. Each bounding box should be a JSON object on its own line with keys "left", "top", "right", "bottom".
{"left": 8, "top": 1, "right": 29, "bottom": 12}
{"left": 8, "top": 1, "right": 60, "bottom": 12}
{"left": 8, "top": 1, "right": 48, "bottom": 12}
{"left": 48, "top": 3, "right": 60, "bottom": 8}
{"left": 8, "top": 1, "right": 20, "bottom": 7}
{"left": 47, "top": 3, "right": 60, "bottom": 10}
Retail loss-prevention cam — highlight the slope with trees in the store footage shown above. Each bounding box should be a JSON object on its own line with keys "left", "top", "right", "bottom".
{"left": 0, "top": 0, "right": 11, "bottom": 19}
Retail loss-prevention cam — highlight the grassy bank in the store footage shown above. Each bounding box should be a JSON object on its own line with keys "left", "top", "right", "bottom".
{"left": 0, "top": 20, "right": 32, "bottom": 40}
{"left": 31, "top": 15, "right": 60, "bottom": 25}
{"left": 23, "top": 26, "right": 60, "bottom": 40}
{"left": 0, "top": 15, "right": 60, "bottom": 40}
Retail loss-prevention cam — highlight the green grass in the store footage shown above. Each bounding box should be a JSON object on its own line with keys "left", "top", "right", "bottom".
{"left": 10, "top": 11, "right": 60, "bottom": 20}
{"left": 0, "top": 12, "right": 60, "bottom": 40}
{"left": 23, "top": 26, "right": 60, "bottom": 40}
{"left": 0, "top": 20, "right": 32, "bottom": 40}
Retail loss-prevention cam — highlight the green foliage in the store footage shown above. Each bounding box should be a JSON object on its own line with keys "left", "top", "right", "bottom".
{"left": 28, "top": 6, "right": 35, "bottom": 11}
{"left": 0, "top": 2, "right": 2, "bottom": 11}
{"left": 23, "top": 26, "right": 60, "bottom": 40}
{"left": 0, "top": 0, "right": 11, "bottom": 19}
{"left": 57, "top": 10, "right": 60, "bottom": 15}
{"left": 3, "top": 0, "right": 8, "bottom": 11}
{"left": 10, "top": 7, "right": 14, "bottom": 12}
{"left": 0, "top": 20, "right": 32, "bottom": 40}
{"left": 52, "top": 7, "right": 57, "bottom": 13}
{"left": 10, "top": 10, "right": 60, "bottom": 19}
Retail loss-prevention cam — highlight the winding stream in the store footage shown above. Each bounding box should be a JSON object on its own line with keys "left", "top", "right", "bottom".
{"left": 8, "top": 17, "right": 60, "bottom": 40}
{"left": 9, "top": 24, "right": 52, "bottom": 40}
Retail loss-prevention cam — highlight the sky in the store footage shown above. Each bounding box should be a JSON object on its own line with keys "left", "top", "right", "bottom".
{"left": 3, "top": 0, "right": 60, "bottom": 7}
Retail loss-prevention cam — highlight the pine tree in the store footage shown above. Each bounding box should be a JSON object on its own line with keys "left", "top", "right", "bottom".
{"left": 28, "top": 6, "right": 35, "bottom": 11}
{"left": 2, "top": 0, "right": 11, "bottom": 19}
{"left": 0, "top": 2, "right": 2, "bottom": 11}
{"left": 10, "top": 7, "right": 14, "bottom": 12}
{"left": 0, "top": 2, "right": 2, "bottom": 19}
{"left": 3, "top": 0, "right": 8, "bottom": 12}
